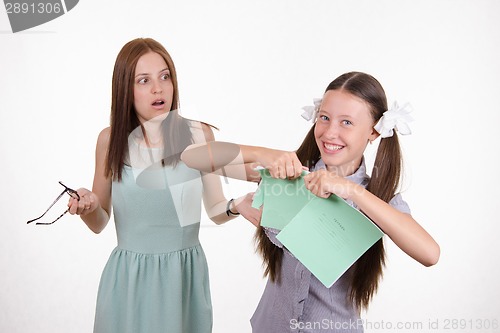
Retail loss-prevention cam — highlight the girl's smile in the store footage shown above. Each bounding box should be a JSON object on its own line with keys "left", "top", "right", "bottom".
{"left": 322, "top": 142, "right": 344, "bottom": 153}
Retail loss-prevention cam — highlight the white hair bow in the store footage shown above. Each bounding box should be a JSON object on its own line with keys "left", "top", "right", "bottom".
{"left": 301, "top": 98, "right": 322, "bottom": 121}
{"left": 374, "top": 102, "right": 414, "bottom": 138}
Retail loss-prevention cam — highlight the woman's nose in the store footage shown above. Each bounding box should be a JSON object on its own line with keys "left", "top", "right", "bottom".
{"left": 152, "top": 80, "right": 163, "bottom": 94}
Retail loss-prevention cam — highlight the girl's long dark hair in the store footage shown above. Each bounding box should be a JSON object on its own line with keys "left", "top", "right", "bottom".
{"left": 255, "top": 71, "right": 403, "bottom": 311}
{"left": 105, "top": 38, "right": 192, "bottom": 180}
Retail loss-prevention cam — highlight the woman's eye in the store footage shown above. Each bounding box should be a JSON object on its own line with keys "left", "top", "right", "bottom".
{"left": 161, "top": 73, "right": 170, "bottom": 80}
{"left": 138, "top": 78, "right": 148, "bottom": 84}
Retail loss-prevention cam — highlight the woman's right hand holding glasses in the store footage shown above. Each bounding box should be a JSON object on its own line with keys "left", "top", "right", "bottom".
{"left": 68, "top": 188, "right": 99, "bottom": 216}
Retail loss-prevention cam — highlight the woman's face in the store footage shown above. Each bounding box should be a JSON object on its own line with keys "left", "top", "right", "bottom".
{"left": 133, "top": 51, "right": 174, "bottom": 124}
{"left": 314, "top": 89, "right": 379, "bottom": 176}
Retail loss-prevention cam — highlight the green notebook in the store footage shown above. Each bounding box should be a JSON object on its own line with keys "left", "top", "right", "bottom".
{"left": 253, "top": 168, "right": 383, "bottom": 288}
{"left": 252, "top": 168, "right": 314, "bottom": 230}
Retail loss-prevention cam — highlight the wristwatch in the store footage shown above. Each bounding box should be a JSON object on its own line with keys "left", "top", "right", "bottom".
{"left": 226, "top": 198, "right": 240, "bottom": 216}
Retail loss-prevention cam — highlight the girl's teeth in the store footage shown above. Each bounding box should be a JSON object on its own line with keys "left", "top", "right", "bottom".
{"left": 325, "top": 143, "right": 342, "bottom": 151}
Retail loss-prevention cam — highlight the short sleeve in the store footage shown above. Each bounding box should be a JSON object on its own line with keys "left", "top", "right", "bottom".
{"left": 389, "top": 193, "right": 411, "bottom": 215}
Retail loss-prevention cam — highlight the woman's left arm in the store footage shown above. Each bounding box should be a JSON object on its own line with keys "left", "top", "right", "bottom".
{"left": 304, "top": 170, "right": 440, "bottom": 267}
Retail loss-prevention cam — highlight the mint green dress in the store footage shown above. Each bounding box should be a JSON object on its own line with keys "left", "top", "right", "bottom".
{"left": 93, "top": 162, "right": 212, "bottom": 333}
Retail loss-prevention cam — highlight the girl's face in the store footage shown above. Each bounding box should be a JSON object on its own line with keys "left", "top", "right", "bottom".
{"left": 133, "top": 52, "right": 174, "bottom": 124}
{"left": 314, "top": 89, "right": 379, "bottom": 177}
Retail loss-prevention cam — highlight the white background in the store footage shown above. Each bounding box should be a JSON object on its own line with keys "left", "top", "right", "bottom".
{"left": 1, "top": 1, "right": 499, "bottom": 332}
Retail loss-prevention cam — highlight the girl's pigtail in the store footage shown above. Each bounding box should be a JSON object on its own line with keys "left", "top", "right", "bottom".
{"left": 367, "top": 134, "right": 402, "bottom": 202}
{"left": 349, "top": 133, "right": 402, "bottom": 311}
{"left": 254, "top": 227, "right": 283, "bottom": 283}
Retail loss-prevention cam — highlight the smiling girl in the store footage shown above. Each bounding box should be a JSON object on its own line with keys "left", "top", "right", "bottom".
{"left": 181, "top": 71, "right": 440, "bottom": 332}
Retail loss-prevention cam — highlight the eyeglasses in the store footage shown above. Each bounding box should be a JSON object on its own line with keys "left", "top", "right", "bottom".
{"left": 27, "top": 181, "right": 80, "bottom": 225}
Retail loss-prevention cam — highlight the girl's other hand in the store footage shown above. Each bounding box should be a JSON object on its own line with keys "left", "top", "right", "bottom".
{"left": 303, "top": 170, "right": 362, "bottom": 200}
{"left": 68, "top": 188, "right": 99, "bottom": 216}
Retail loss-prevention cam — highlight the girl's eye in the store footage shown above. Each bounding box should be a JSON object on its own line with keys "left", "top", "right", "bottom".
{"left": 319, "top": 115, "right": 329, "bottom": 121}
{"left": 161, "top": 73, "right": 170, "bottom": 80}
{"left": 138, "top": 78, "right": 149, "bottom": 84}
{"left": 342, "top": 120, "right": 352, "bottom": 126}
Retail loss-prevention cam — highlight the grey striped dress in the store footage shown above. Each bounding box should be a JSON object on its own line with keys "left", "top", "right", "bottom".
{"left": 250, "top": 158, "right": 411, "bottom": 333}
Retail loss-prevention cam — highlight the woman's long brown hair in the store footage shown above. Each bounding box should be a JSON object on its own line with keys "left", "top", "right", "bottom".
{"left": 255, "top": 72, "right": 403, "bottom": 311}
{"left": 105, "top": 38, "right": 193, "bottom": 180}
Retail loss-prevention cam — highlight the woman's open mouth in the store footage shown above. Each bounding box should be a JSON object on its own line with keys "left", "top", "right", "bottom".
{"left": 152, "top": 99, "right": 165, "bottom": 106}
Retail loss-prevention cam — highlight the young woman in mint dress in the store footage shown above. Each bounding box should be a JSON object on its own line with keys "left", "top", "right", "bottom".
{"left": 67, "top": 38, "right": 257, "bottom": 333}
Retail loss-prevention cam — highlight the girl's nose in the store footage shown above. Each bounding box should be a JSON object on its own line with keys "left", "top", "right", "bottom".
{"left": 324, "top": 123, "right": 339, "bottom": 139}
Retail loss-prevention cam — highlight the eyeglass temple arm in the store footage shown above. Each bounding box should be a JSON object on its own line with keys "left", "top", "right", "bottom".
{"left": 34, "top": 208, "right": 71, "bottom": 225}
{"left": 26, "top": 190, "right": 66, "bottom": 224}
